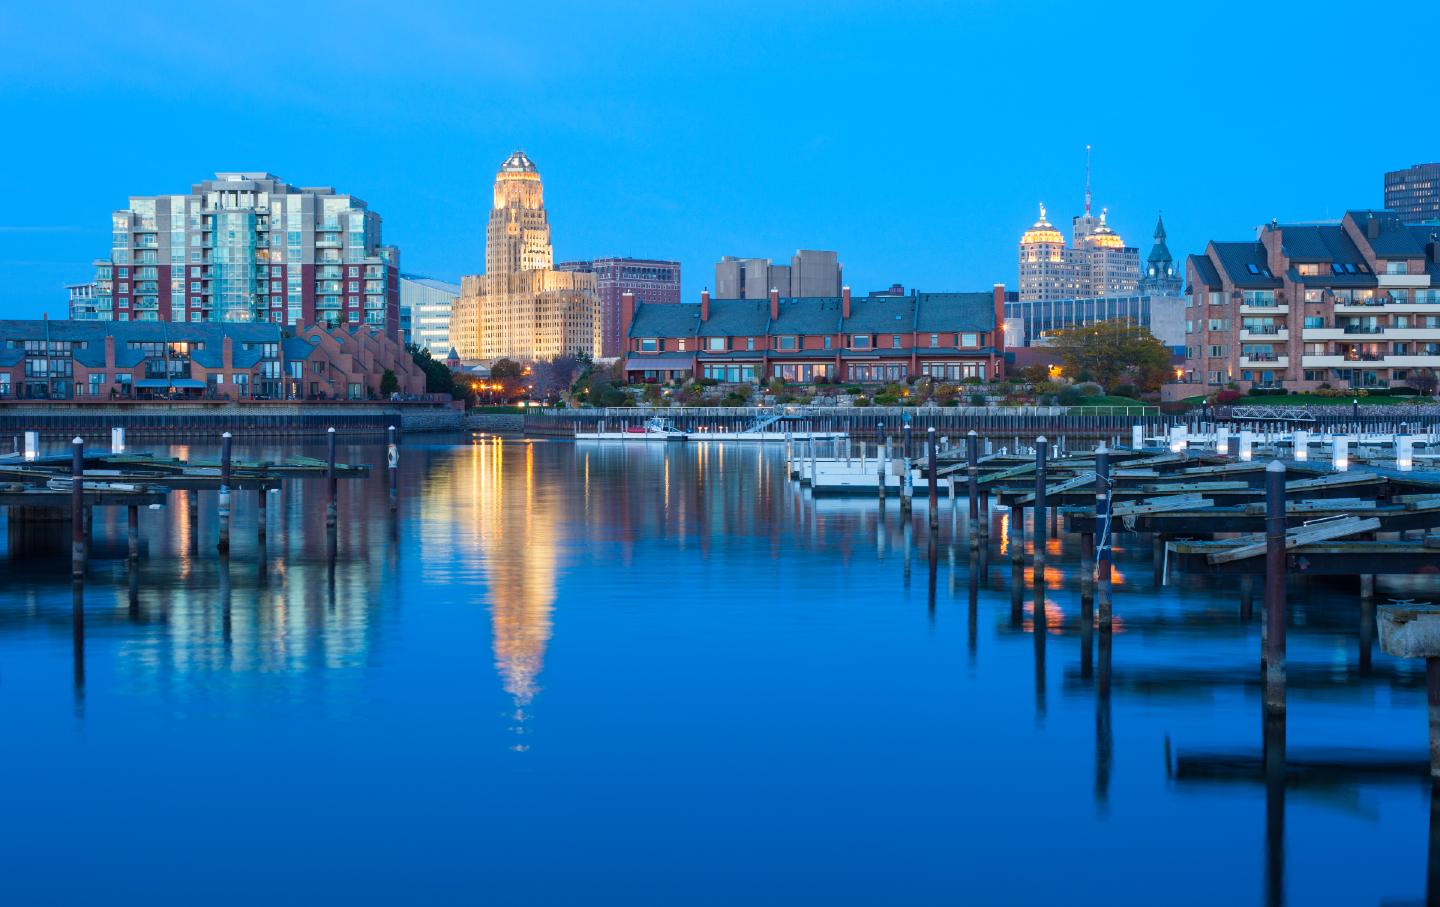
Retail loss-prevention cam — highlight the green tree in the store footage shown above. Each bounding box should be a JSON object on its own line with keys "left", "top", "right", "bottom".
{"left": 1050, "top": 320, "right": 1172, "bottom": 392}
{"left": 407, "top": 345, "right": 472, "bottom": 401}
{"left": 379, "top": 369, "right": 398, "bottom": 396}
{"left": 490, "top": 358, "right": 524, "bottom": 381}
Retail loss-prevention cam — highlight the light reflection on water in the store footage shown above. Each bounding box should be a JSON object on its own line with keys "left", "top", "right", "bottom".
{"left": 0, "top": 435, "right": 1435, "bottom": 904}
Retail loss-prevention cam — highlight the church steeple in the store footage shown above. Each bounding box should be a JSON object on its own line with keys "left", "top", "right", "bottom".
{"left": 1140, "top": 212, "right": 1182, "bottom": 296}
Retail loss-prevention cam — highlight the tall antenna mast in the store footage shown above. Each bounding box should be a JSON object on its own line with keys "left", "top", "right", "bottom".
{"left": 1085, "top": 144, "right": 1092, "bottom": 216}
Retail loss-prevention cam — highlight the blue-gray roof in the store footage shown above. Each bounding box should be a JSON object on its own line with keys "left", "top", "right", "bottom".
{"left": 1208, "top": 242, "right": 1281, "bottom": 289}
{"left": 629, "top": 292, "right": 998, "bottom": 340}
{"left": 1187, "top": 253, "right": 1221, "bottom": 289}
{"left": 629, "top": 302, "right": 699, "bottom": 338}
{"left": 696, "top": 298, "right": 771, "bottom": 337}
{"left": 914, "top": 293, "right": 995, "bottom": 332}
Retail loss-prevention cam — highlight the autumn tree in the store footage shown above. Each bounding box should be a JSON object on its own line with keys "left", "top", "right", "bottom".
{"left": 1049, "top": 320, "right": 1173, "bottom": 392}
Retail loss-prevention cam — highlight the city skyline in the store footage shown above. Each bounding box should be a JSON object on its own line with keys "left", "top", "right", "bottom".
{"left": 3, "top": 1, "right": 1437, "bottom": 321}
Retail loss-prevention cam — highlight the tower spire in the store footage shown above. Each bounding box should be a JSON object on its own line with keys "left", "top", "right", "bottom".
{"left": 1084, "top": 144, "right": 1092, "bottom": 216}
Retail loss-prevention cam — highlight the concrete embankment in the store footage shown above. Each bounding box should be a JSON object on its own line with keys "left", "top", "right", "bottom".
{"left": 0, "top": 401, "right": 465, "bottom": 440}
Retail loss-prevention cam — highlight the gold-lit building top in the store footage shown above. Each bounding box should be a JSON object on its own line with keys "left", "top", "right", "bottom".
{"left": 1020, "top": 203, "right": 1064, "bottom": 246}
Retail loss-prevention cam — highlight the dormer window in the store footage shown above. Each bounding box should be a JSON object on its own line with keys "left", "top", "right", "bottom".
{"left": 707, "top": 337, "right": 726, "bottom": 351}
{"left": 777, "top": 336, "right": 797, "bottom": 351}
{"left": 639, "top": 338, "right": 659, "bottom": 352}
{"left": 851, "top": 335, "right": 871, "bottom": 350}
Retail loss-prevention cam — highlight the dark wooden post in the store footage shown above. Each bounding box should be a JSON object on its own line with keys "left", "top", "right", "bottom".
{"left": 1264, "top": 459, "right": 1287, "bottom": 715}
{"left": 927, "top": 427, "right": 939, "bottom": 532}
{"left": 326, "top": 426, "right": 338, "bottom": 531}
{"left": 70, "top": 436, "right": 84, "bottom": 579}
{"left": 127, "top": 504, "right": 139, "bottom": 563}
{"left": 967, "top": 430, "right": 979, "bottom": 550}
{"left": 217, "top": 431, "right": 232, "bottom": 553}
{"left": 1095, "top": 444, "right": 1113, "bottom": 629}
{"left": 1034, "top": 435, "right": 1048, "bottom": 577}
{"left": 876, "top": 421, "right": 886, "bottom": 503}
{"left": 387, "top": 424, "right": 399, "bottom": 512}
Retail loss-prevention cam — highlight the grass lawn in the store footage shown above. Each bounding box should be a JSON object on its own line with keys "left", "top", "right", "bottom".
{"left": 1235, "top": 394, "right": 1419, "bottom": 406}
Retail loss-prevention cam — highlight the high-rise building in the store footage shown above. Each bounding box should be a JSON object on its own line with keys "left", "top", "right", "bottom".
{"left": 67, "top": 282, "right": 97, "bottom": 320}
{"left": 1182, "top": 209, "right": 1440, "bottom": 392}
{"left": 1018, "top": 203, "right": 1140, "bottom": 302}
{"left": 556, "top": 258, "right": 680, "bottom": 358}
{"left": 1140, "top": 214, "right": 1182, "bottom": 296}
{"left": 400, "top": 274, "right": 460, "bottom": 355}
{"left": 86, "top": 172, "right": 401, "bottom": 336}
{"left": 450, "top": 152, "right": 601, "bottom": 361}
{"left": 1384, "top": 163, "right": 1440, "bottom": 222}
{"left": 714, "top": 250, "right": 842, "bottom": 299}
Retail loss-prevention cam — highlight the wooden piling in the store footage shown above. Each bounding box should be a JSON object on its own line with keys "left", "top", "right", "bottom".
{"left": 387, "top": 425, "right": 399, "bottom": 512}
{"left": 1429, "top": 659, "right": 1440, "bottom": 782}
{"left": 927, "top": 427, "right": 938, "bottom": 532}
{"left": 127, "top": 504, "right": 139, "bottom": 563}
{"left": 1095, "top": 445, "right": 1113, "bottom": 629}
{"left": 1034, "top": 436, "right": 1048, "bottom": 577}
{"left": 326, "top": 426, "right": 338, "bottom": 531}
{"left": 1264, "top": 459, "right": 1287, "bottom": 715}
{"left": 70, "top": 436, "right": 84, "bottom": 579}
{"left": 217, "top": 431, "right": 232, "bottom": 553}
{"left": 966, "top": 430, "right": 980, "bottom": 550}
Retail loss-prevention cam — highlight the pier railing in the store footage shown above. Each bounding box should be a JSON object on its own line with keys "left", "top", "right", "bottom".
{"left": 527, "top": 405, "right": 1168, "bottom": 441}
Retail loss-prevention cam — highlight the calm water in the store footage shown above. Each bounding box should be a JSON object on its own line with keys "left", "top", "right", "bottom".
{"left": 0, "top": 435, "right": 1433, "bottom": 905}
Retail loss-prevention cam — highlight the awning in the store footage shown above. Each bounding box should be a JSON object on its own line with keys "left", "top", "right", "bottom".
{"left": 135, "top": 378, "right": 206, "bottom": 389}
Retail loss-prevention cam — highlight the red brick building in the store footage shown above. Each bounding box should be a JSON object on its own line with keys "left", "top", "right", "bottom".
{"left": 622, "top": 286, "right": 1005, "bottom": 384}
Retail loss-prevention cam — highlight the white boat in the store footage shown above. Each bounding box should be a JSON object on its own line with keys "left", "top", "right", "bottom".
{"left": 576, "top": 416, "right": 689, "bottom": 442}
{"left": 687, "top": 412, "right": 846, "bottom": 442}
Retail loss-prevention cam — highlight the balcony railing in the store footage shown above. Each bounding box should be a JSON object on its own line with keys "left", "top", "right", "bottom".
{"left": 1342, "top": 325, "right": 1385, "bottom": 334}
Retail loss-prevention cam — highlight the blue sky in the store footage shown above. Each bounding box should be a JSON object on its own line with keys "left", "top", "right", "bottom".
{"left": 2, "top": 0, "right": 1436, "bottom": 316}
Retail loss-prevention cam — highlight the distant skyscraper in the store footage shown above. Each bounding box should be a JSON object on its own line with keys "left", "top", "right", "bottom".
{"left": 1017, "top": 151, "right": 1141, "bottom": 302}
{"left": 400, "top": 274, "right": 460, "bottom": 355}
{"left": 714, "top": 250, "right": 841, "bottom": 299}
{"left": 1385, "top": 163, "right": 1440, "bottom": 222}
{"left": 450, "top": 152, "right": 601, "bottom": 361}
{"left": 87, "top": 172, "right": 400, "bottom": 335}
{"left": 1139, "top": 214, "right": 1182, "bottom": 296}
{"left": 557, "top": 258, "right": 680, "bottom": 358}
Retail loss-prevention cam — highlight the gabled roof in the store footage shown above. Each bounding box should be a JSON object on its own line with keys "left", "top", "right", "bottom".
{"left": 769, "top": 297, "right": 844, "bottom": 334}
{"left": 842, "top": 295, "right": 917, "bottom": 333}
{"left": 913, "top": 293, "right": 995, "bottom": 332}
{"left": 1209, "top": 242, "right": 1281, "bottom": 289}
{"left": 1187, "top": 253, "right": 1221, "bottom": 289}
{"left": 697, "top": 298, "right": 770, "bottom": 337}
{"left": 1347, "top": 209, "right": 1431, "bottom": 258}
{"left": 629, "top": 302, "right": 700, "bottom": 338}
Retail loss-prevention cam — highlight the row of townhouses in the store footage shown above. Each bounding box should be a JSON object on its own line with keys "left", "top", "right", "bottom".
{"left": 0, "top": 320, "right": 425, "bottom": 401}
{"left": 621, "top": 286, "right": 1005, "bottom": 384}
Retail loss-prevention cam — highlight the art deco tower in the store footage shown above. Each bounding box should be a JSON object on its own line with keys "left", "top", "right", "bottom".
{"left": 486, "top": 151, "right": 553, "bottom": 276}
{"left": 451, "top": 151, "right": 601, "bottom": 361}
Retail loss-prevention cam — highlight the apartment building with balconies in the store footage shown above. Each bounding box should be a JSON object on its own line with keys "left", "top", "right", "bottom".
{"left": 1182, "top": 210, "right": 1440, "bottom": 392}
{"left": 86, "top": 172, "right": 401, "bottom": 337}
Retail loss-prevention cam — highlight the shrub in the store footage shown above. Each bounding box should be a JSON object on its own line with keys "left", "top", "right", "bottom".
{"left": 969, "top": 393, "right": 986, "bottom": 407}
{"left": 1057, "top": 385, "right": 1083, "bottom": 406}
{"left": 1215, "top": 389, "right": 1242, "bottom": 404}
{"left": 1392, "top": 386, "right": 1420, "bottom": 396}
{"left": 1111, "top": 383, "right": 1138, "bottom": 399}
{"left": 844, "top": 385, "right": 863, "bottom": 395}
{"left": 852, "top": 396, "right": 871, "bottom": 407}
{"left": 1076, "top": 381, "right": 1104, "bottom": 397}
{"left": 721, "top": 392, "right": 747, "bottom": 407}
{"left": 697, "top": 377, "right": 719, "bottom": 387}
{"left": 874, "top": 394, "right": 899, "bottom": 406}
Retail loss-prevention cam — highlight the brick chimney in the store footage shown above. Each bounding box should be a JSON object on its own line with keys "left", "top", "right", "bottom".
{"left": 841, "top": 285, "right": 851, "bottom": 319}
{"left": 700, "top": 288, "right": 710, "bottom": 322}
{"left": 992, "top": 283, "right": 1006, "bottom": 353}
{"left": 621, "top": 291, "right": 637, "bottom": 343}
{"left": 769, "top": 287, "right": 780, "bottom": 321}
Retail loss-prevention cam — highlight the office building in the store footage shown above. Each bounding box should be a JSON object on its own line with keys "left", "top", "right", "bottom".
{"left": 557, "top": 258, "right": 680, "bottom": 358}
{"left": 86, "top": 172, "right": 401, "bottom": 336}
{"left": 400, "top": 274, "right": 460, "bottom": 355}
{"left": 1183, "top": 209, "right": 1440, "bottom": 392}
{"left": 450, "top": 152, "right": 601, "bottom": 361}
{"left": 714, "top": 250, "right": 842, "bottom": 300}
{"left": 1018, "top": 202, "right": 1141, "bottom": 302}
{"left": 624, "top": 285, "right": 1004, "bottom": 384}
{"left": 1004, "top": 293, "right": 1184, "bottom": 349}
{"left": 1385, "top": 163, "right": 1440, "bottom": 223}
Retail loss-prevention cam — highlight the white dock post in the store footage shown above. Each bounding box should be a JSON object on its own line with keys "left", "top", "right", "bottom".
{"left": 111, "top": 426, "right": 125, "bottom": 454}
{"left": 1333, "top": 435, "right": 1350, "bottom": 472}
{"left": 1399, "top": 435, "right": 1415, "bottom": 471}
{"left": 1131, "top": 424, "right": 1143, "bottom": 450}
{"left": 1239, "top": 430, "right": 1254, "bottom": 462}
{"left": 1293, "top": 429, "right": 1309, "bottom": 461}
{"left": 23, "top": 430, "right": 38, "bottom": 461}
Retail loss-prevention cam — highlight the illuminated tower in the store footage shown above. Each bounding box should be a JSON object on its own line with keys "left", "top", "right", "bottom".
{"left": 1140, "top": 213, "right": 1182, "bottom": 296}
{"left": 1018, "top": 203, "right": 1074, "bottom": 302}
{"left": 451, "top": 151, "right": 601, "bottom": 360}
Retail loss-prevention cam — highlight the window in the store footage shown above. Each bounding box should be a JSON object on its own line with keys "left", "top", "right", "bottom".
{"left": 746, "top": 337, "right": 755, "bottom": 351}
{"left": 823, "top": 336, "right": 832, "bottom": 350}
{"left": 1303, "top": 316, "right": 1325, "bottom": 328}
{"left": 707, "top": 337, "right": 726, "bottom": 351}
{"left": 677, "top": 338, "right": 686, "bottom": 351}
{"left": 851, "top": 335, "right": 871, "bottom": 349}
{"left": 778, "top": 336, "right": 798, "bottom": 351}
{"left": 639, "top": 338, "right": 659, "bottom": 352}
{"left": 961, "top": 333, "right": 978, "bottom": 347}
{"left": 1387, "top": 261, "right": 1409, "bottom": 275}
{"left": 313, "top": 362, "right": 325, "bottom": 374}
{"left": 1208, "top": 345, "right": 1227, "bottom": 358}
{"left": 892, "top": 335, "right": 901, "bottom": 349}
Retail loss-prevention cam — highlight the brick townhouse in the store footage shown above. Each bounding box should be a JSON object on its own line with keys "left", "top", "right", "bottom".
{"left": 622, "top": 286, "right": 1005, "bottom": 384}
{"left": 0, "top": 320, "right": 425, "bottom": 401}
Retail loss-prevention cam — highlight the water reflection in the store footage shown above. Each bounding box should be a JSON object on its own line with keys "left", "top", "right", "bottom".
{"left": 0, "top": 437, "right": 1437, "bottom": 903}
